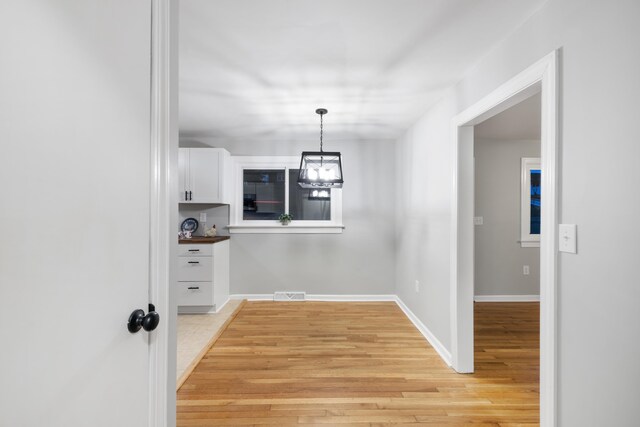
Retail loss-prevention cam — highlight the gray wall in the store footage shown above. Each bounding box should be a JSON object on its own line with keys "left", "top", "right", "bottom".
{"left": 395, "top": 0, "right": 640, "bottom": 425}
{"left": 180, "top": 138, "right": 396, "bottom": 296}
{"left": 474, "top": 139, "right": 540, "bottom": 297}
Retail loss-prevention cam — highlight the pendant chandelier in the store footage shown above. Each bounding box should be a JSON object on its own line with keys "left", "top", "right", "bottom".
{"left": 308, "top": 189, "right": 331, "bottom": 200}
{"left": 297, "top": 108, "right": 344, "bottom": 189}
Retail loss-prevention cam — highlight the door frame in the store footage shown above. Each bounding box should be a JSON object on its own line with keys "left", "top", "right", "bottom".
{"left": 149, "top": 0, "right": 178, "bottom": 426}
{"left": 450, "top": 51, "right": 558, "bottom": 426}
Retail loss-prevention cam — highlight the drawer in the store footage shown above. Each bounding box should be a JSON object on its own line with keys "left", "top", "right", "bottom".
{"left": 178, "top": 244, "right": 213, "bottom": 257}
{"left": 177, "top": 281, "right": 213, "bottom": 306}
{"left": 177, "top": 256, "right": 213, "bottom": 282}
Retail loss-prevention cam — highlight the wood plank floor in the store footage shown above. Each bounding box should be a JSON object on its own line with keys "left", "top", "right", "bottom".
{"left": 177, "top": 301, "right": 539, "bottom": 426}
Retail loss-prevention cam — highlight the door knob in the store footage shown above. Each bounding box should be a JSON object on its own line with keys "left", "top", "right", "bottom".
{"left": 128, "top": 304, "right": 160, "bottom": 333}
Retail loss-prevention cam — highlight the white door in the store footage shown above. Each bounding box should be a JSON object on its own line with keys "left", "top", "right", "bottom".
{"left": 0, "top": 1, "right": 155, "bottom": 426}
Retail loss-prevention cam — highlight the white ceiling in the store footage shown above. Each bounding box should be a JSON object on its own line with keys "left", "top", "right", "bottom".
{"left": 474, "top": 92, "right": 541, "bottom": 140}
{"left": 179, "top": 0, "right": 546, "bottom": 144}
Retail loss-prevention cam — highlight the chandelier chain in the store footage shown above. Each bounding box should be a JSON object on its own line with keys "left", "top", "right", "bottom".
{"left": 319, "top": 112, "right": 323, "bottom": 152}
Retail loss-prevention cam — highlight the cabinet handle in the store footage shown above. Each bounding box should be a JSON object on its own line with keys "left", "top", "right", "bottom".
{"left": 184, "top": 190, "right": 188, "bottom": 201}
{"left": 188, "top": 249, "right": 200, "bottom": 252}
{"left": 188, "top": 261, "right": 200, "bottom": 264}
{"left": 187, "top": 286, "right": 200, "bottom": 290}
{"left": 189, "top": 191, "right": 192, "bottom": 200}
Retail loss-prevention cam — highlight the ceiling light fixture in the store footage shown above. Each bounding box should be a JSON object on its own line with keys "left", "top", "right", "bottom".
{"left": 308, "top": 189, "right": 331, "bottom": 201}
{"left": 297, "top": 108, "right": 343, "bottom": 189}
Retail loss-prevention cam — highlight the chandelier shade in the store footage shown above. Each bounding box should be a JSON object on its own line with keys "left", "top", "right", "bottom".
{"left": 297, "top": 151, "right": 343, "bottom": 189}
{"left": 297, "top": 108, "right": 343, "bottom": 189}
{"left": 308, "top": 188, "right": 331, "bottom": 200}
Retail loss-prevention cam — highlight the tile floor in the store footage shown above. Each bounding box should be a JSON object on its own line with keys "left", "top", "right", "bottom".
{"left": 176, "top": 299, "right": 243, "bottom": 381}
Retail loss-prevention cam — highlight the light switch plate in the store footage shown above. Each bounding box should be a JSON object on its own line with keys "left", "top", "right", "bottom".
{"left": 199, "top": 212, "right": 207, "bottom": 223}
{"left": 559, "top": 224, "right": 577, "bottom": 254}
{"left": 474, "top": 216, "right": 484, "bottom": 225}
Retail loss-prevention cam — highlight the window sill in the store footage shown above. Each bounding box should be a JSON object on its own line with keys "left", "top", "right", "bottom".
{"left": 227, "top": 224, "right": 345, "bottom": 234}
{"left": 520, "top": 240, "right": 540, "bottom": 248}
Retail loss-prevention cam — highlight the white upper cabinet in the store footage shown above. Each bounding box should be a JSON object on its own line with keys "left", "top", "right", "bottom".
{"left": 179, "top": 147, "right": 231, "bottom": 204}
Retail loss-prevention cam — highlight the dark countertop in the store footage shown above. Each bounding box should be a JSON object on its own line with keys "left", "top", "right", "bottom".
{"left": 178, "top": 236, "right": 230, "bottom": 244}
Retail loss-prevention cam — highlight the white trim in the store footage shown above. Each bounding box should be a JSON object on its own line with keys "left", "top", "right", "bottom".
{"left": 307, "top": 294, "right": 397, "bottom": 302}
{"left": 450, "top": 50, "right": 558, "bottom": 427}
{"left": 229, "top": 156, "right": 344, "bottom": 233}
{"left": 215, "top": 297, "right": 231, "bottom": 313}
{"left": 474, "top": 295, "right": 541, "bottom": 302}
{"left": 228, "top": 224, "right": 344, "bottom": 234}
{"left": 230, "top": 294, "right": 274, "bottom": 301}
{"left": 229, "top": 293, "right": 397, "bottom": 302}
{"left": 148, "top": 1, "right": 177, "bottom": 426}
{"left": 521, "top": 157, "right": 541, "bottom": 247}
{"left": 395, "top": 297, "right": 453, "bottom": 366}
{"left": 521, "top": 241, "right": 540, "bottom": 248}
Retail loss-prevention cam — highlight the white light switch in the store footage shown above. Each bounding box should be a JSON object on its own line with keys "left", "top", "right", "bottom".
{"left": 559, "top": 224, "right": 577, "bottom": 254}
{"left": 474, "top": 216, "right": 484, "bottom": 225}
{"left": 199, "top": 212, "right": 207, "bottom": 223}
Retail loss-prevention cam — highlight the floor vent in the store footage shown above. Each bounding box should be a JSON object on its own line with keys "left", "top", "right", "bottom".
{"left": 273, "top": 292, "right": 306, "bottom": 302}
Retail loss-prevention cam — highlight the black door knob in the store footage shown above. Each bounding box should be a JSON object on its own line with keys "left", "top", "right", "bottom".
{"left": 128, "top": 305, "right": 160, "bottom": 333}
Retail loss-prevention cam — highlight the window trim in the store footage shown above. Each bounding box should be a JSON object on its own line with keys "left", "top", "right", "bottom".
{"left": 520, "top": 157, "right": 541, "bottom": 248}
{"left": 228, "top": 156, "right": 344, "bottom": 234}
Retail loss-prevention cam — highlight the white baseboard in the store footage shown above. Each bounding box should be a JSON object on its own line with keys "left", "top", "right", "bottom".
{"left": 307, "top": 294, "right": 397, "bottom": 302}
{"left": 394, "top": 297, "right": 452, "bottom": 366}
{"left": 474, "top": 294, "right": 540, "bottom": 302}
{"left": 229, "top": 294, "right": 273, "bottom": 301}
{"left": 214, "top": 297, "right": 231, "bottom": 313}
{"left": 229, "top": 293, "right": 397, "bottom": 302}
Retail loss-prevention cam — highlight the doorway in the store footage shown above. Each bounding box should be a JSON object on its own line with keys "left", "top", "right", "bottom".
{"left": 472, "top": 93, "right": 542, "bottom": 418}
{"left": 450, "top": 51, "right": 558, "bottom": 426}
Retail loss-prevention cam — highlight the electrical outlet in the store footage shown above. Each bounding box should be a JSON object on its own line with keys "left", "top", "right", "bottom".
{"left": 415, "top": 280, "right": 420, "bottom": 292}
{"left": 199, "top": 212, "right": 207, "bottom": 223}
{"left": 523, "top": 265, "right": 530, "bottom": 275}
{"left": 473, "top": 216, "right": 484, "bottom": 225}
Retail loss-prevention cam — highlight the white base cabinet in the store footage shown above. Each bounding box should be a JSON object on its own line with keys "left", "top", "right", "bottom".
{"left": 177, "top": 240, "right": 230, "bottom": 313}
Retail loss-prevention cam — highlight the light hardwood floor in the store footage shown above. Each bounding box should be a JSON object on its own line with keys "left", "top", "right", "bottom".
{"left": 177, "top": 301, "right": 539, "bottom": 426}
{"left": 176, "top": 300, "right": 245, "bottom": 388}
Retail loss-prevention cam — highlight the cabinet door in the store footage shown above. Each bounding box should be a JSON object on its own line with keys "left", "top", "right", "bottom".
{"left": 188, "top": 148, "right": 221, "bottom": 203}
{"left": 178, "top": 148, "right": 190, "bottom": 202}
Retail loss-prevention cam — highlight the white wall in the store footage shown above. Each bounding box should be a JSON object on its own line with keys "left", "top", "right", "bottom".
{"left": 474, "top": 139, "right": 540, "bottom": 297}
{"left": 181, "top": 138, "right": 396, "bottom": 295}
{"left": 178, "top": 204, "right": 230, "bottom": 237}
{"left": 395, "top": 0, "right": 640, "bottom": 424}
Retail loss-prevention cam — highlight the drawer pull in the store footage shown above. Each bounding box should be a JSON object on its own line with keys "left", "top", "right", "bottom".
{"left": 188, "top": 249, "right": 200, "bottom": 252}
{"left": 187, "top": 286, "right": 200, "bottom": 290}
{"left": 188, "top": 261, "right": 200, "bottom": 264}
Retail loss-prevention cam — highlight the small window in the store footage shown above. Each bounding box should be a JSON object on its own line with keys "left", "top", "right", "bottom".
{"left": 229, "top": 156, "right": 343, "bottom": 234}
{"left": 521, "top": 157, "right": 541, "bottom": 247}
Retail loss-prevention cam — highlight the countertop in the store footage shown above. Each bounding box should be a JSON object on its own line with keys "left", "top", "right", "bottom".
{"left": 178, "top": 236, "right": 230, "bottom": 244}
